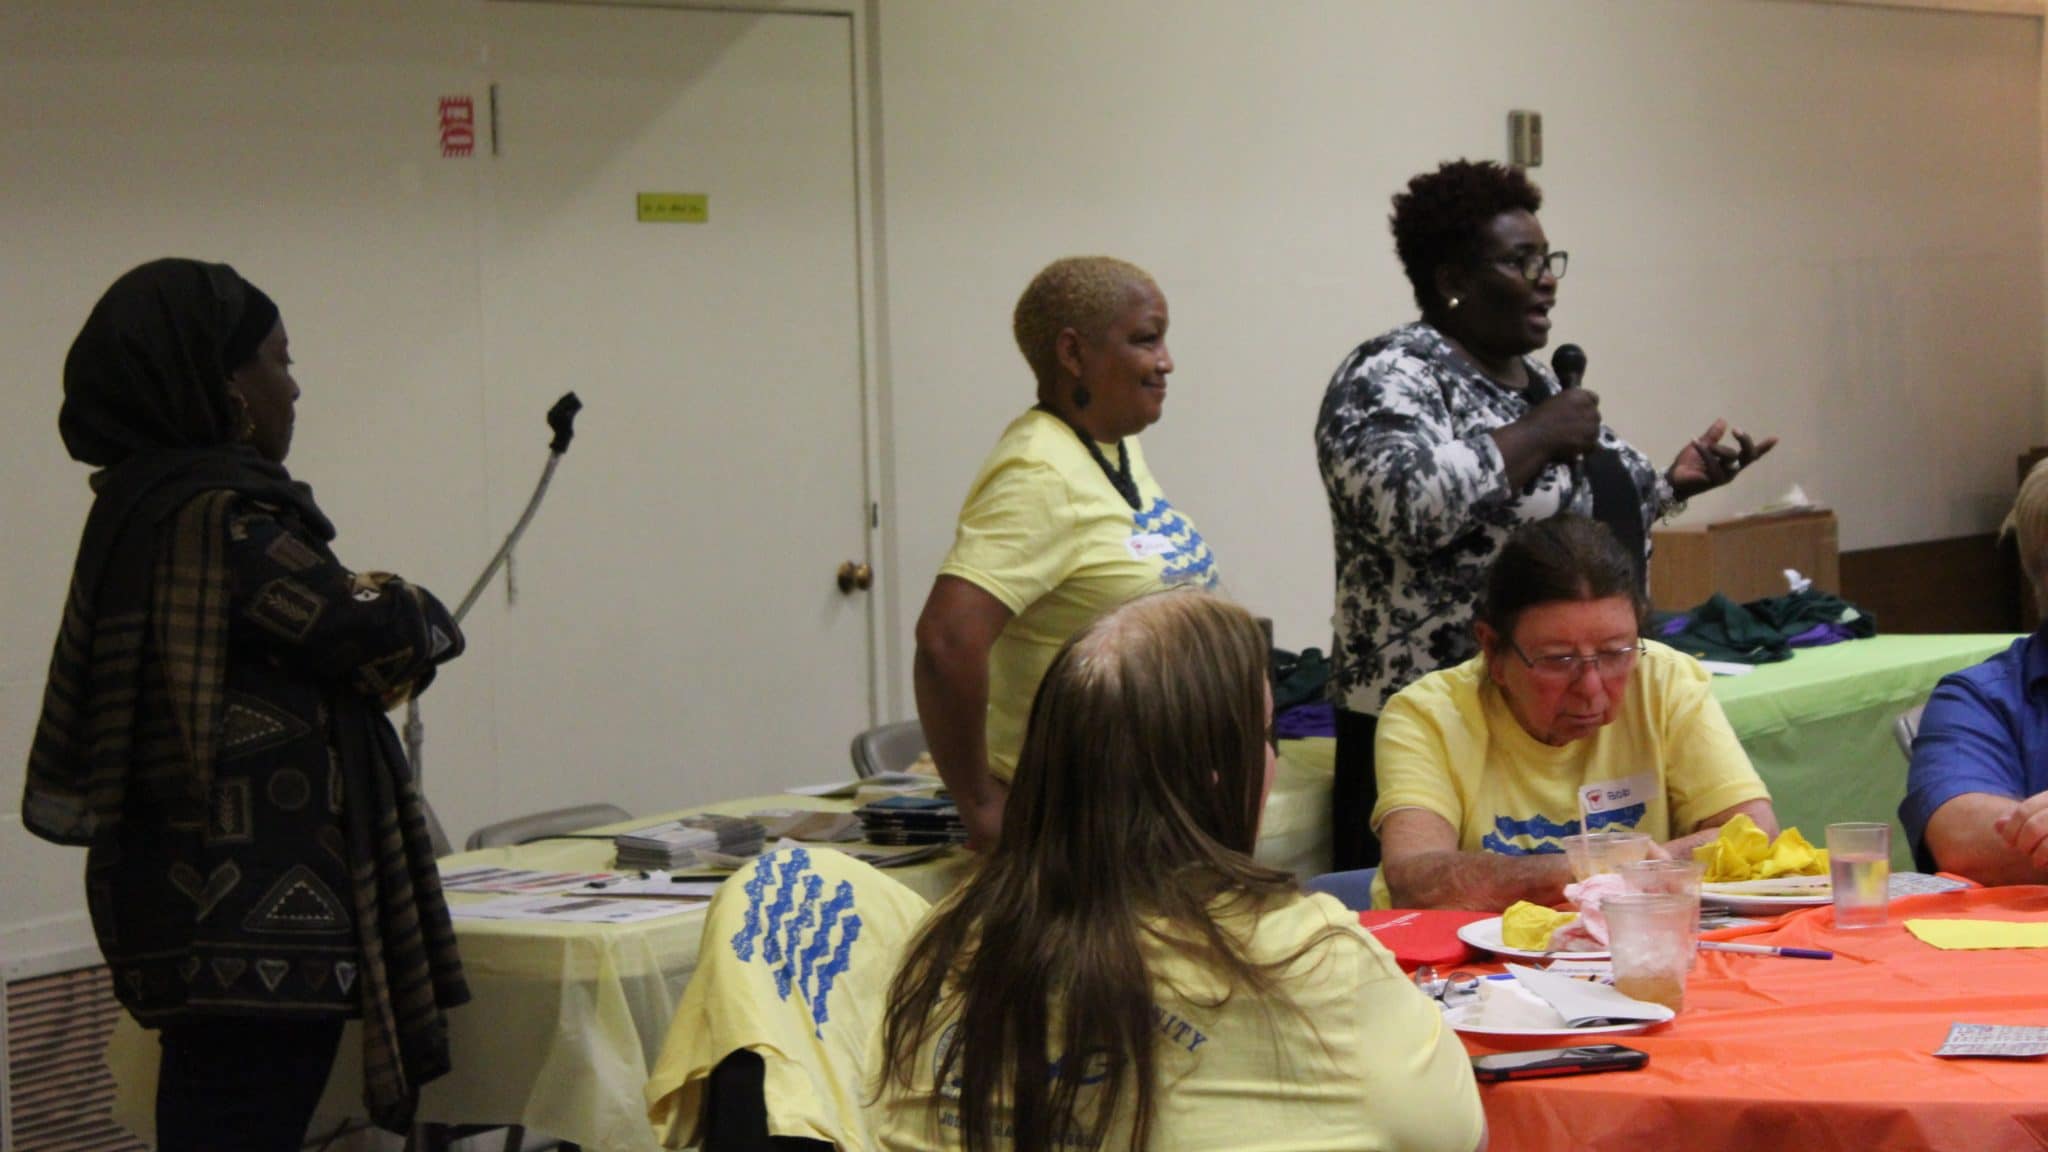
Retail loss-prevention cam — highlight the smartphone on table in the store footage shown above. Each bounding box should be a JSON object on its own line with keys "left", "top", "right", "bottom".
{"left": 1470, "top": 1044, "right": 1647, "bottom": 1082}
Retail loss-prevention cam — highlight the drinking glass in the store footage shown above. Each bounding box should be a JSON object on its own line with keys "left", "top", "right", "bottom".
{"left": 1565, "top": 831, "right": 1656, "bottom": 882}
{"left": 1604, "top": 892, "right": 1695, "bottom": 1013}
{"left": 1621, "top": 859, "right": 1703, "bottom": 969}
{"left": 1827, "top": 822, "right": 1892, "bottom": 930}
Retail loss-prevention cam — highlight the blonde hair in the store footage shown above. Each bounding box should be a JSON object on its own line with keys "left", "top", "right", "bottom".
{"left": 1012, "top": 256, "right": 1157, "bottom": 387}
{"left": 2007, "top": 459, "right": 2048, "bottom": 607}
{"left": 882, "top": 591, "right": 1324, "bottom": 1152}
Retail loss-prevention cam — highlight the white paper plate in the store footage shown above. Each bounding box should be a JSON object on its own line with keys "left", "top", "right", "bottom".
{"left": 1442, "top": 1001, "right": 1665, "bottom": 1043}
{"left": 1700, "top": 884, "right": 1831, "bottom": 916}
{"left": 1456, "top": 916, "right": 1610, "bottom": 962}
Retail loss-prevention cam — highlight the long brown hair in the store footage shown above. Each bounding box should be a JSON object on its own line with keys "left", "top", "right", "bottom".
{"left": 880, "top": 591, "right": 1305, "bottom": 1152}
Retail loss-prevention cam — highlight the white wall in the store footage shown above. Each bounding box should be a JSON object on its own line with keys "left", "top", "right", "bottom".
{"left": 872, "top": 0, "right": 2045, "bottom": 720}
{"left": 3, "top": 0, "right": 2042, "bottom": 954}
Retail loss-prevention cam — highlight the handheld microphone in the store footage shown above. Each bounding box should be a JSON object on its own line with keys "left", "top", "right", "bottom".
{"left": 1552, "top": 344, "right": 1587, "bottom": 390}
{"left": 1549, "top": 344, "right": 1589, "bottom": 491}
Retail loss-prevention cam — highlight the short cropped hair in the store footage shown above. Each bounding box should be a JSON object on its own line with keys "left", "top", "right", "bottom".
{"left": 2007, "top": 459, "right": 2048, "bottom": 608}
{"left": 1390, "top": 160, "right": 1543, "bottom": 312}
{"left": 1479, "top": 516, "right": 1647, "bottom": 641}
{"left": 1012, "top": 256, "right": 1155, "bottom": 387}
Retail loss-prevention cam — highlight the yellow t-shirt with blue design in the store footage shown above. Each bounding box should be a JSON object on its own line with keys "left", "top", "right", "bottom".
{"left": 940, "top": 409, "right": 1220, "bottom": 781}
{"left": 1367, "top": 641, "right": 1769, "bottom": 908}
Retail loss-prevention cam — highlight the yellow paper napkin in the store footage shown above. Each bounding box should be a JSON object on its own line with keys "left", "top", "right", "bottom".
{"left": 1501, "top": 900, "right": 1577, "bottom": 951}
{"left": 1905, "top": 919, "right": 2048, "bottom": 950}
{"left": 1694, "top": 813, "right": 1830, "bottom": 882}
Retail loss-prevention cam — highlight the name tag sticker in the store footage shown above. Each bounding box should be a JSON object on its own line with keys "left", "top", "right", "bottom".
{"left": 1125, "top": 532, "right": 1176, "bottom": 560}
{"left": 1580, "top": 772, "right": 1653, "bottom": 817}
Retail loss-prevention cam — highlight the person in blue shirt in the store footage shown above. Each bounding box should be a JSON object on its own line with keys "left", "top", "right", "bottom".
{"left": 1901, "top": 462, "right": 2048, "bottom": 884}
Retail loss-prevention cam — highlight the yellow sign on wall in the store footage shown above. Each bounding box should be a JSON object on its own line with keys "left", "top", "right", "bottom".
{"left": 636, "top": 193, "right": 708, "bottom": 223}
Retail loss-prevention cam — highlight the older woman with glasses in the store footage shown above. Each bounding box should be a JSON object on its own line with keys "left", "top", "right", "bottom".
{"left": 1367, "top": 517, "right": 1778, "bottom": 910}
{"left": 1315, "top": 159, "right": 1777, "bottom": 872}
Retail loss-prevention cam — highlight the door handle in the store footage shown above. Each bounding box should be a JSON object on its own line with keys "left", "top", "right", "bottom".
{"left": 836, "top": 561, "right": 873, "bottom": 594}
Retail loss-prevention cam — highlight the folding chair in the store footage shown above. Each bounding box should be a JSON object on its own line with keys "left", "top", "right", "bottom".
{"left": 849, "top": 720, "right": 926, "bottom": 779}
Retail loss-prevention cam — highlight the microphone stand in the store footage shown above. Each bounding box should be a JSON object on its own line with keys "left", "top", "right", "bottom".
{"left": 404, "top": 393, "right": 583, "bottom": 789}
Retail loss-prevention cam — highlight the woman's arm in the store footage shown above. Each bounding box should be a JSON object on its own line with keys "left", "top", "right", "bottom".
{"left": 913, "top": 574, "right": 1014, "bottom": 850}
{"left": 1318, "top": 353, "right": 1595, "bottom": 556}
{"left": 223, "top": 499, "right": 464, "bottom": 701}
{"left": 1348, "top": 922, "right": 1490, "bottom": 1151}
{"left": 1379, "top": 808, "right": 1575, "bottom": 910}
{"left": 1661, "top": 797, "right": 1778, "bottom": 860}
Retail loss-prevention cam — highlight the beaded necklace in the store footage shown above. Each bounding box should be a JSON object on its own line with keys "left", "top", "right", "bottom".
{"left": 1038, "top": 404, "right": 1141, "bottom": 510}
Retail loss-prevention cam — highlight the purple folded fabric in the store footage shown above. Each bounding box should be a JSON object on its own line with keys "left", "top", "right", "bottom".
{"left": 1275, "top": 701, "right": 1337, "bottom": 740}
{"left": 1787, "top": 622, "right": 1855, "bottom": 648}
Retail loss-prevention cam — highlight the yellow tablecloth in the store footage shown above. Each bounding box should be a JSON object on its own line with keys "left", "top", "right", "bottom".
{"left": 108, "top": 751, "right": 1333, "bottom": 1150}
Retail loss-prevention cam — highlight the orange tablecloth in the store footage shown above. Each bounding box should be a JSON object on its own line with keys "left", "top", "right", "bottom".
{"left": 1464, "top": 886, "right": 2048, "bottom": 1152}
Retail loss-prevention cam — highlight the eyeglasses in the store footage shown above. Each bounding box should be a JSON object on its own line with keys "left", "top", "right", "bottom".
{"left": 1491, "top": 250, "right": 1569, "bottom": 283}
{"left": 1507, "top": 639, "right": 1641, "bottom": 683}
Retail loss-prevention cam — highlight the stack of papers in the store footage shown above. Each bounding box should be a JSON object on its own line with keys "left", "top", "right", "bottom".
{"left": 787, "top": 771, "right": 938, "bottom": 800}
{"left": 853, "top": 795, "right": 967, "bottom": 845}
{"left": 748, "top": 809, "right": 864, "bottom": 842}
{"left": 440, "top": 866, "right": 621, "bottom": 895}
{"left": 450, "top": 893, "right": 701, "bottom": 924}
{"left": 614, "top": 814, "right": 766, "bottom": 870}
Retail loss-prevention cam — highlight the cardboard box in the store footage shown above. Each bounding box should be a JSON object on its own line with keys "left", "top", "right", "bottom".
{"left": 1650, "top": 509, "right": 1839, "bottom": 611}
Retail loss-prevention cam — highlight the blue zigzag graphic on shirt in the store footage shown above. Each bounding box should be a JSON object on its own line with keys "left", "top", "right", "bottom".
{"left": 727, "top": 848, "right": 785, "bottom": 961}
{"left": 1132, "top": 498, "right": 1218, "bottom": 588}
{"left": 1480, "top": 804, "right": 1649, "bottom": 855}
{"left": 809, "top": 905, "right": 862, "bottom": 1036}
{"left": 758, "top": 849, "right": 811, "bottom": 966}
{"left": 774, "top": 873, "right": 826, "bottom": 998}
{"left": 727, "top": 847, "right": 864, "bottom": 1036}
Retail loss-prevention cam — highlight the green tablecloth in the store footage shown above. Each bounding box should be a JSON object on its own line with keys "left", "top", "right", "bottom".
{"left": 1707, "top": 633, "right": 2014, "bottom": 871}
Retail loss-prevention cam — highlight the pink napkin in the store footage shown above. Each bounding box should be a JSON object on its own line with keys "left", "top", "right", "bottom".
{"left": 1552, "top": 873, "right": 1630, "bottom": 949}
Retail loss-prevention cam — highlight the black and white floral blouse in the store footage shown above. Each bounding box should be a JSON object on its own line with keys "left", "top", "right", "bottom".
{"left": 1315, "top": 322, "right": 1677, "bottom": 715}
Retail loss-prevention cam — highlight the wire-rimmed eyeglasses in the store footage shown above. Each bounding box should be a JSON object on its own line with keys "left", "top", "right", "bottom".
{"left": 1507, "top": 639, "right": 1641, "bottom": 683}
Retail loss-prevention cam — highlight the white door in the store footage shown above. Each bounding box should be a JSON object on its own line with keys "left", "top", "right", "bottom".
{"left": 473, "top": 3, "right": 873, "bottom": 815}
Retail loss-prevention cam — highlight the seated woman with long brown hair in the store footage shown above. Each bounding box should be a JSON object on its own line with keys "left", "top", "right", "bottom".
{"left": 871, "top": 592, "right": 1485, "bottom": 1152}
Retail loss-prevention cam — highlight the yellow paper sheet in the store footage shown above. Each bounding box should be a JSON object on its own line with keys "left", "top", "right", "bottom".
{"left": 1904, "top": 919, "right": 2048, "bottom": 950}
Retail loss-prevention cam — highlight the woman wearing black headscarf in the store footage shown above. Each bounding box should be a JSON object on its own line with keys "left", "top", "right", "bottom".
{"left": 23, "top": 259, "right": 469, "bottom": 1149}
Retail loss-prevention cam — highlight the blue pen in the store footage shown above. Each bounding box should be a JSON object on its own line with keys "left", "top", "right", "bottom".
{"left": 1699, "top": 940, "right": 1833, "bottom": 960}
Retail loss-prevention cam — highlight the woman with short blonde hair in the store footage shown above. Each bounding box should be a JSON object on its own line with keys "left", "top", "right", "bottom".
{"left": 914, "top": 257, "right": 1220, "bottom": 850}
